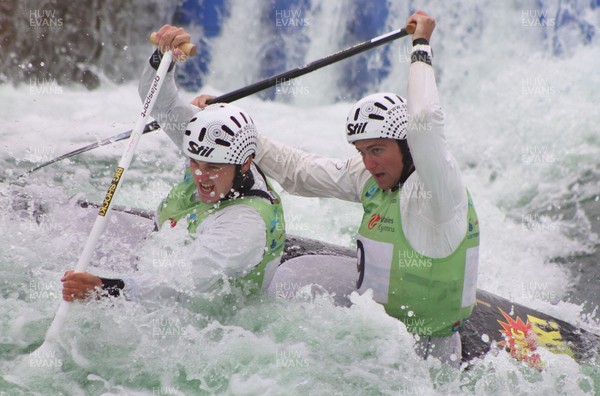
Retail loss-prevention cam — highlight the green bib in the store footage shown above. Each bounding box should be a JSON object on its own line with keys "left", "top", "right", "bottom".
{"left": 357, "top": 178, "right": 480, "bottom": 337}
{"left": 156, "top": 168, "right": 286, "bottom": 290}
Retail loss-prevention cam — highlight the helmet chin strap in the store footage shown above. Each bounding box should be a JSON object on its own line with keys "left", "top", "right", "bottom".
{"left": 396, "top": 163, "right": 415, "bottom": 188}
{"left": 393, "top": 140, "right": 415, "bottom": 191}
{"left": 224, "top": 163, "right": 255, "bottom": 200}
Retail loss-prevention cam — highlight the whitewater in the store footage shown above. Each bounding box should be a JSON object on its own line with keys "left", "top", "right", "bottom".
{"left": 1, "top": 0, "right": 600, "bottom": 395}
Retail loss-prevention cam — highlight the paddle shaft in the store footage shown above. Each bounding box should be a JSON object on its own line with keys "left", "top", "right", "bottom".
{"left": 207, "top": 23, "right": 416, "bottom": 104}
{"left": 37, "top": 50, "right": 175, "bottom": 348}
{"left": 16, "top": 23, "right": 415, "bottom": 178}
{"left": 15, "top": 122, "right": 161, "bottom": 180}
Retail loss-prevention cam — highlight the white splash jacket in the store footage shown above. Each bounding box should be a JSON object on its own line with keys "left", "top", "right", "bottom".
{"left": 256, "top": 61, "right": 468, "bottom": 258}
{"left": 122, "top": 55, "right": 283, "bottom": 301}
{"left": 254, "top": 57, "right": 480, "bottom": 334}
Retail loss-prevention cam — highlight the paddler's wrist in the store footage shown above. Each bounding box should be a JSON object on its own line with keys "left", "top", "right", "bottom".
{"left": 99, "top": 277, "right": 125, "bottom": 298}
{"left": 411, "top": 39, "right": 433, "bottom": 66}
{"left": 149, "top": 49, "right": 176, "bottom": 72}
{"left": 412, "top": 38, "right": 429, "bottom": 46}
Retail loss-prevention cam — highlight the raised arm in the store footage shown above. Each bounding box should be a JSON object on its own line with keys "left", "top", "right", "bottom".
{"left": 255, "top": 134, "right": 370, "bottom": 203}
{"left": 405, "top": 12, "right": 467, "bottom": 228}
{"left": 138, "top": 25, "right": 197, "bottom": 149}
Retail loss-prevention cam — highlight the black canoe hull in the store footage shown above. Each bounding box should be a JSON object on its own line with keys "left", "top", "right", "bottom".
{"left": 78, "top": 201, "right": 600, "bottom": 365}
{"left": 282, "top": 235, "right": 600, "bottom": 365}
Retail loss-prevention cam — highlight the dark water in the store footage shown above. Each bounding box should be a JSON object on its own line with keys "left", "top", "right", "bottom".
{"left": 551, "top": 193, "right": 600, "bottom": 316}
{"left": 0, "top": 0, "right": 174, "bottom": 88}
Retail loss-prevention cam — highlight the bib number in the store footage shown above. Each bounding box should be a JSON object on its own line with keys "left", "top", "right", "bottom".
{"left": 356, "top": 240, "right": 365, "bottom": 289}
{"left": 355, "top": 235, "right": 393, "bottom": 304}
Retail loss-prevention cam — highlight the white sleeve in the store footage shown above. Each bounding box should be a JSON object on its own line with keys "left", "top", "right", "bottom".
{"left": 121, "top": 205, "right": 266, "bottom": 301}
{"left": 187, "top": 205, "right": 266, "bottom": 291}
{"left": 403, "top": 60, "right": 468, "bottom": 255}
{"left": 138, "top": 56, "right": 197, "bottom": 149}
{"left": 255, "top": 134, "right": 370, "bottom": 203}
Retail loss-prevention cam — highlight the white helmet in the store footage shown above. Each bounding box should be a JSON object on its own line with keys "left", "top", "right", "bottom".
{"left": 183, "top": 103, "right": 258, "bottom": 164}
{"left": 345, "top": 92, "right": 408, "bottom": 143}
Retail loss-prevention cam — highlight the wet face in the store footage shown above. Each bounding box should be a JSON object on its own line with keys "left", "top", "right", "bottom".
{"left": 355, "top": 138, "right": 404, "bottom": 190}
{"left": 189, "top": 159, "right": 237, "bottom": 204}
